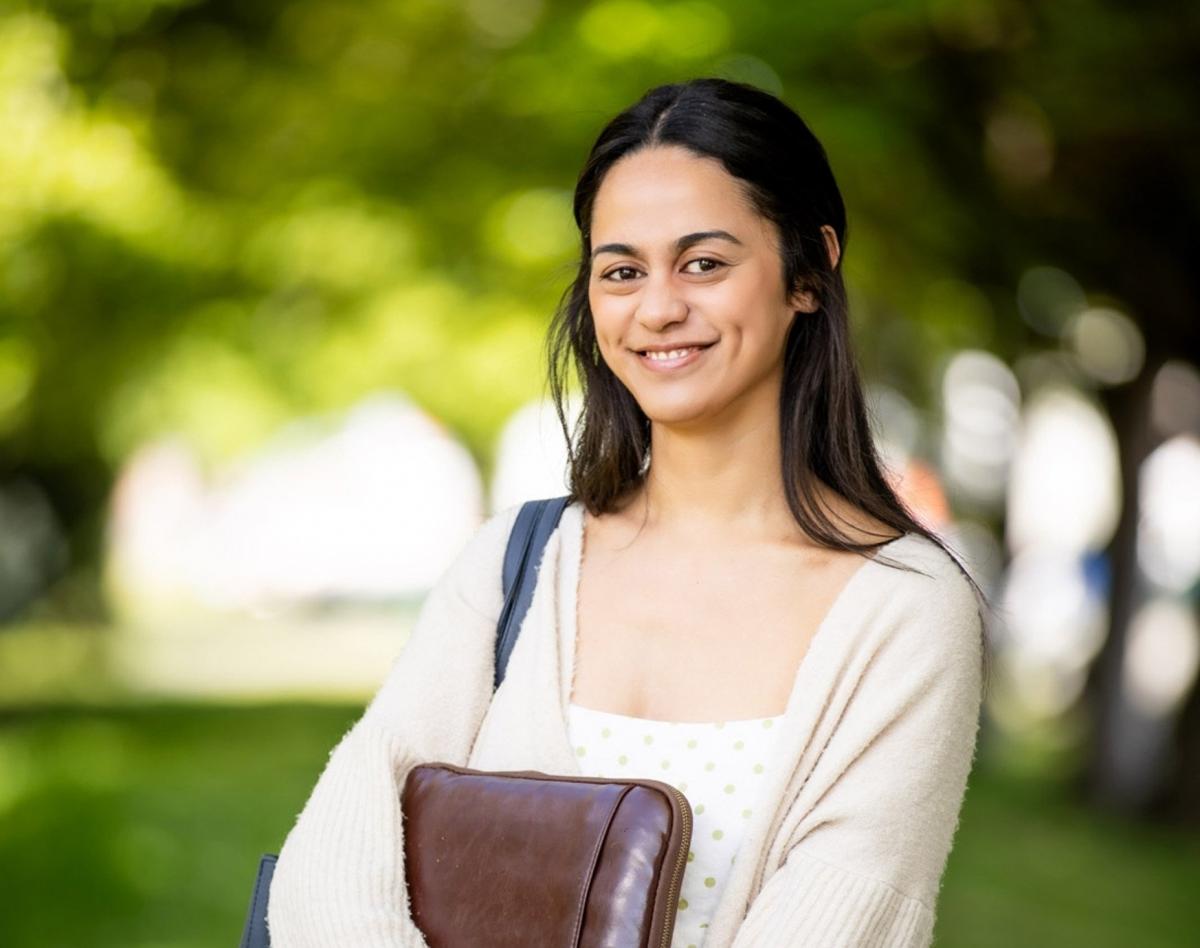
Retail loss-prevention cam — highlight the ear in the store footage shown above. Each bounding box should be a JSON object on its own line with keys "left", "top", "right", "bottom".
{"left": 821, "top": 224, "right": 842, "bottom": 270}
{"left": 820, "top": 228, "right": 840, "bottom": 272}
{"left": 788, "top": 225, "right": 843, "bottom": 314}
{"left": 789, "top": 284, "right": 820, "bottom": 313}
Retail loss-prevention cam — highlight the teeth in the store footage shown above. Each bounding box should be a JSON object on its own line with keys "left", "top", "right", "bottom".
{"left": 644, "top": 347, "right": 699, "bottom": 361}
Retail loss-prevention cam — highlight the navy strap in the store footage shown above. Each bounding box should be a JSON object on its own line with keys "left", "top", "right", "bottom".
{"left": 239, "top": 854, "right": 276, "bottom": 948}
{"left": 494, "top": 495, "right": 572, "bottom": 691}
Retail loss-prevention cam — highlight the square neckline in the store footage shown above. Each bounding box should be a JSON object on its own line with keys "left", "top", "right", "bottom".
{"left": 560, "top": 500, "right": 912, "bottom": 729}
{"left": 566, "top": 698, "right": 785, "bottom": 727}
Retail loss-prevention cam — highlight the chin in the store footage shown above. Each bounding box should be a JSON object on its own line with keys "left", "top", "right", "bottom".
{"left": 638, "top": 400, "right": 717, "bottom": 429}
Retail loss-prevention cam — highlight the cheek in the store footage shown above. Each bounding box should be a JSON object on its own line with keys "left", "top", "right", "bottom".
{"left": 704, "top": 276, "right": 780, "bottom": 337}
{"left": 588, "top": 291, "right": 624, "bottom": 344}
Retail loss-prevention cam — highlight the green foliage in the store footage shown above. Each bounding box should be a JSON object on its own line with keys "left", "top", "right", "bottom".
{"left": 1, "top": 0, "right": 1194, "bottom": 566}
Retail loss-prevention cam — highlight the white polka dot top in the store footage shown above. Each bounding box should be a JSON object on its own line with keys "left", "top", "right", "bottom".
{"left": 566, "top": 701, "right": 784, "bottom": 948}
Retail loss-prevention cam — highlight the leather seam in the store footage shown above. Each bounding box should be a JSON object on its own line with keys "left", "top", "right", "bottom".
{"left": 570, "top": 784, "right": 635, "bottom": 948}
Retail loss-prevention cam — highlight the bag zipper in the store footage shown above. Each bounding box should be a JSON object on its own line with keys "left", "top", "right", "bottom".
{"left": 660, "top": 783, "right": 693, "bottom": 948}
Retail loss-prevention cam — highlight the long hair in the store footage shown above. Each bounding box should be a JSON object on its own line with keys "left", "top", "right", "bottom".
{"left": 545, "top": 78, "right": 992, "bottom": 686}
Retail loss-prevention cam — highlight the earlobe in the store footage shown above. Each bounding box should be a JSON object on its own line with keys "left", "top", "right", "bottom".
{"left": 790, "top": 287, "right": 818, "bottom": 313}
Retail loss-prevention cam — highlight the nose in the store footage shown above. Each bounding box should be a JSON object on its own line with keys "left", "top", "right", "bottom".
{"left": 636, "top": 270, "right": 688, "bottom": 330}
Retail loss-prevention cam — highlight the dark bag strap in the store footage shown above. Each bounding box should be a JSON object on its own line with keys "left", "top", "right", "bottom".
{"left": 494, "top": 494, "right": 572, "bottom": 691}
{"left": 240, "top": 495, "right": 572, "bottom": 948}
{"left": 239, "top": 855, "right": 276, "bottom": 948}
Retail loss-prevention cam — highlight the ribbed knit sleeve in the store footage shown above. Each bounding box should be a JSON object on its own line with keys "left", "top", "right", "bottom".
{"left": 265, "top": 503, "right": 520, "bottom": 948}
{"left": 731, "top": 848, "right": 933, "bottom": 946}
{"left": 729, "top": 546, "right": 986, "bottom": 948}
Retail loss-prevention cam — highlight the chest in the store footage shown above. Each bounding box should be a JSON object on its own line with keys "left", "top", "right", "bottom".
{"left": 570, "top": 533, "right": 869, "bottom": 723}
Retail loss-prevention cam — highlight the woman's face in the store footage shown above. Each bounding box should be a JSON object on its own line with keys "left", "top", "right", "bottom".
{"left": 588, "top": 144, "right": 814, "bottom": 430}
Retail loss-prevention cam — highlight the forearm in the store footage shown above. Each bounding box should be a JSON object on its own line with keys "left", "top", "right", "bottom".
{"left": 267, "top": 718, "right": 432, "bottom": 947}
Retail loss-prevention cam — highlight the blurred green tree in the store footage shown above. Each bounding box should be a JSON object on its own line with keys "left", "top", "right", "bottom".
{"left": 1, "top": 0, "right": 1197, "bottom": 813}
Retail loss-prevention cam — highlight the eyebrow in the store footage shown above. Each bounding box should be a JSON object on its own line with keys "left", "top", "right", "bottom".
{"left": 590, "top": 229, "right": 744, "bottom": 262}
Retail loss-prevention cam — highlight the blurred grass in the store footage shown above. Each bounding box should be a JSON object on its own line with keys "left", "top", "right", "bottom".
{"left": 0, "top": 702, "right": 359, "bottom": 948}
{"left": 0, "top": 702, "right": 1196, "bottom": 947}
{"left": 941, "top": 753, "right": 1200, "bottom": 947}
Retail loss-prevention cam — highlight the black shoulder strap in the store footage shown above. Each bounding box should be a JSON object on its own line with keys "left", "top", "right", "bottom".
{"left": 494, "top": 495, "right": 572, "bottom": 691}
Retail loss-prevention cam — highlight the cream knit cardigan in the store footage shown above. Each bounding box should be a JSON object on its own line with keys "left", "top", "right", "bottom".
{"left": 267, "top": 499, "right": 985, "bottom": 947}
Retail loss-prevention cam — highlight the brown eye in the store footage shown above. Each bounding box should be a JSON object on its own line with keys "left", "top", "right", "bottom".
{"left": 602, "top": 266, "right": 641, "bottom": 282}
{"left": 683, "top": 258, "right": 724, "bottom": 274}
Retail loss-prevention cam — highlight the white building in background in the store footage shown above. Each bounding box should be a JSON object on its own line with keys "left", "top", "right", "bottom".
{"left": 489, "top": 393, "right": 580, "bottom": 513}
{"left": 106, "top": 391, "right": 485, "bottom": 625}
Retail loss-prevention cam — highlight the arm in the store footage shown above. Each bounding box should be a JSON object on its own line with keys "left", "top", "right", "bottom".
{"left": 731, "top": 555, "right": 986, "bottom": 948}
{"left": 266, "top": 503, "right": 521, "bottom": 948}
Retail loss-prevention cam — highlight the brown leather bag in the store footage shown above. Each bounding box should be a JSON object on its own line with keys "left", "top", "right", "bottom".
{"left": 402, "top": 763, "right": 693, "bottom": 948}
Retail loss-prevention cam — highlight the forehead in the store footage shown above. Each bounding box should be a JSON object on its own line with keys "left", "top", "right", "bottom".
{"left": 590, "top": 145, "right": 765, "bottom": 245}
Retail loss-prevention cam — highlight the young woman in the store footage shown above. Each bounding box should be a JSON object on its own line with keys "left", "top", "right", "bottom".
{"left": 268, "top": 78, "right": 990, "bottom": 948}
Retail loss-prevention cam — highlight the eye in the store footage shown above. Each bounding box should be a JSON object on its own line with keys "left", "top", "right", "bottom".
{"left": 683, "top": 257, "right": 725, "bottom": 274}
{"left": 600, "top": 265, "right": 642, "bottom": 283}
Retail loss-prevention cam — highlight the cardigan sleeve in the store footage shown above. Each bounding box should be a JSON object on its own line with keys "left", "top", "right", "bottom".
{"left": 266, "top": 502, "right": 520, "bottom": 948}
{"left": 729, "top": 551, "right": 986, "bottom": 948}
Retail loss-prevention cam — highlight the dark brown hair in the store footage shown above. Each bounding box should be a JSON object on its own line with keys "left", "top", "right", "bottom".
{"left": 545, "top": 78, "right": 992, "bottom": 687}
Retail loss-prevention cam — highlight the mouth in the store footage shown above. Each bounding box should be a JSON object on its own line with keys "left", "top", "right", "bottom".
{"left": 633, "top": 342, "right": 716, "bottom": 372}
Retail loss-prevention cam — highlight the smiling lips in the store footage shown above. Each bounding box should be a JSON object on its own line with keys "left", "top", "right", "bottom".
{"left": 634, "top": 342, "right": 715, "bottom": 372}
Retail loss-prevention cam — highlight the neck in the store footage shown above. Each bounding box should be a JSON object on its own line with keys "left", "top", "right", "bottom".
{"left": 630, "top": 385, "right": 824, "bottom": 544}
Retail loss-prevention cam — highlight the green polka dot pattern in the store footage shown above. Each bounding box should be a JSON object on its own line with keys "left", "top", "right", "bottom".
{"left": 567, "top": 701, "right": 784, "bottom": 948}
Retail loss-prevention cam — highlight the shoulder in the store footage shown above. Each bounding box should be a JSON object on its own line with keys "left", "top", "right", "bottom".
{"left": 865, "top": 532, "right": 986, "bottom": 680}
{"left": 459, "top": 501, "right": 525, "bottom": 568}
{"left": 877, "top": 532, "right": 981, "bottom": 615}
{"left": 432, "top": 501, "right": 524, "bottom": 620}
{"left": 440, "top": 497, "right": 580, "bottom": 617}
